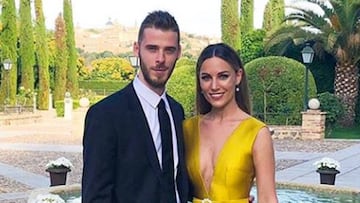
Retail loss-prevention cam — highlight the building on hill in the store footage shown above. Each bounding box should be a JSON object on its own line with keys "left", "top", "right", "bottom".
{"left": 75, "top": 22, "right": 219, "bottom": 56}
{"left": 75, "top": 21, "right": 136, "bottom": 54}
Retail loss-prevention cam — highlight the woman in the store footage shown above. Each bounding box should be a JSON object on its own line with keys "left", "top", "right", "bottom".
{"left": 183, "top": 43, "right": 278, "bottom": 203}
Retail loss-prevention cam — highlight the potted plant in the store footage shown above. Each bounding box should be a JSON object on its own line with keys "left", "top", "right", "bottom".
{"left": 45, "top": 157, "right": 73, "bottom": 186}
{"left": 313, "top": 157, "right": 341, "bottom": 185}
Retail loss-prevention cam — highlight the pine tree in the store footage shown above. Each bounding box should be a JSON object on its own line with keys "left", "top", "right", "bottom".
{"left": 221, "top": 0, "right": 241, "bottom": 52}
{"left": 19, "top": 0, "right": 35, "bottom": 92}
{"left": 35, "top": 0, "right": 50, "bottom": 109}
{"left": 53, "top": 13, "right": 68, "bottom": 104}
{"left": 0, "top": 0, "right": 17, "bottom": 105}
{"left": 63, "top": 0, "right": 79, "bottom": 98}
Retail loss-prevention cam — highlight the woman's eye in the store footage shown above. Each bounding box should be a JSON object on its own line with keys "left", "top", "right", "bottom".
{"left": 200, "top": 75, "right": 210, "bottom": 81}
{"left": 219, "top": 74, "right": 229, "bottom": 80}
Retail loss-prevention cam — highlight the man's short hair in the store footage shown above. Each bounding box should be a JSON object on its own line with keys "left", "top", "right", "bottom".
{"left": 138, "top": 10, "right": 180, "bottom": 44}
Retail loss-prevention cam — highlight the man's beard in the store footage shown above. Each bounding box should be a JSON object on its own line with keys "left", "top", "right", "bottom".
{"left": 140, "top": 60, "right": 169, "bottom": 89}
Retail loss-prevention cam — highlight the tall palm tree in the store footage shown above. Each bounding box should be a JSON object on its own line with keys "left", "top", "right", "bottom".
{"left": 266, "top": 0, "right": 360, "bottom": 127}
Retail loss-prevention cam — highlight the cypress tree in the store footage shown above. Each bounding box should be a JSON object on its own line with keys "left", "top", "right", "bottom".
{"left": 53, "top": 13, "right": 68, "bottom": 104}
{"left": 0, "top": 0, "right": 17, "bottom": 105}
{"left": 240, "top": 0, "right": 254, "bottom": 35}
{"left": 263, "top": 0, "right": 285, "bottom": 32}
{"left": 272, "top": 0, "right": 285, "bottom": 28}
{"left": 63, "top": 0, "right": 79, "bottom": 98}
{"left": 19, "top": 0, "right": 35, "bottom": 92}
{"left": 263, "top": 2, "right": 272, "bottom": 31}
{"left": 35, "top": 0, "right": 50, "bottom": 109}
{"left": 221, "top": 0, "right": 241, "bottom": 52}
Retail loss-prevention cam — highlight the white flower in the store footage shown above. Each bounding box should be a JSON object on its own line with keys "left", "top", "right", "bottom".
{"left": 33, "top": 194, "right": 65, "bottom": 203}
{"left": 46, "top": 157, "right": 74, "bottom": 170}
{"left": 66, "top": 197, "right": 81, "bottom": 203}
{"left": 313, "top": 157, "right": 340, "bottom": 170}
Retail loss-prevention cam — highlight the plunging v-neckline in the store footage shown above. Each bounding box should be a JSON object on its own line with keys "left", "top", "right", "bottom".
{"left": 196, "top": 116, "right": 249, "bottom": 197}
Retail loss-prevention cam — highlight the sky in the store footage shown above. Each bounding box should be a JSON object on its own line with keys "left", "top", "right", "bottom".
{"left": 41, "top": 0, "right": 270, "bottom": 38}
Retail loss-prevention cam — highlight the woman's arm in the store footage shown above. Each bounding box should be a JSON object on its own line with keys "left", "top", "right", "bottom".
{"left": 253, "top": 127, "right": 278, "bottom": 203}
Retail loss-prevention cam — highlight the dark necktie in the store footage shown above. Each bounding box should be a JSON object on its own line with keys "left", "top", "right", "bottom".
{"left": 158, "top": 99, "right": 176, "bottom": 202}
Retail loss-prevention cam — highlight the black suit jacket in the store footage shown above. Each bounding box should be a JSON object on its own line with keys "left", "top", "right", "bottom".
{"left": 82, "top": 83, "right": 189, "bottom": 203}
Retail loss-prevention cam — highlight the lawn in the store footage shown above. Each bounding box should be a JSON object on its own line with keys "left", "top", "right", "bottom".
{"left": 326, "top": 125, "right": 360, "bottom": 139}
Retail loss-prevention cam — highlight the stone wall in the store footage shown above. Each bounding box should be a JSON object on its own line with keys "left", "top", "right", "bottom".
{"left": 270, "top": 125, "right": 302, "bottom": 139}
{"left": 0, "top": 113, "right": 41, "bottom": 126}
{"left": 269, "top": 109, "right": 326, "bottom": 140}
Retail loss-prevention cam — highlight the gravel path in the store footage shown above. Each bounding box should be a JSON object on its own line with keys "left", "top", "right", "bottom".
{"left": 0, "top": 110, "right": 359, "bottom": 202}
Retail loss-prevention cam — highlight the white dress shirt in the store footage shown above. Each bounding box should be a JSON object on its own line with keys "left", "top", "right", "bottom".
{"left": 133, "top": 76, "right": 180, "bottom": 202}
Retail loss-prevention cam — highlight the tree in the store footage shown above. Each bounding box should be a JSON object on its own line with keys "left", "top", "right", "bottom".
{"left": 35, "top": 0, "right": 50, "bottom": 109}
{"left": 63, "top": 0, "right": 79, "bottom": 98}
{"left": 0, "top": 0, "right": 17, "bottom": 105}
{"left": 263, "top": 0, "right": 285, "bottom": 32}
{"left": 266, "top": 0, "right": 360, "bottom": 127}
{"left": 240, "top": 0, "right": 253, "bottom": 35}
{"left": 221, "top": 0, "right": 241, "bottom": 52}
{"left": 240, "top": 29, "right": 266, "bottom": 64}
{"left": 245, "top": 56, "right": 317, "bottom": 125}
{"left": 85, "top": 57, "right": 135, "bottom": 81}
{"left": 19, "top": 0, "right": 35, "bottom": 92}
{"left": 262, "top": 2, "right": 272, "bottom": 31}
{"left": 53, "top": 13, "right": 68, "bottom": 104}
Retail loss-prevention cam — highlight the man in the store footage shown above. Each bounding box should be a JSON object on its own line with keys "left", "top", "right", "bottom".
{"left": 82, "top": 10, "right": 189, "bottom": 203}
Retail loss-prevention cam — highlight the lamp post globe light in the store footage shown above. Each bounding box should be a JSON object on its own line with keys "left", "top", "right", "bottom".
{"left": 301, "top": 44, "right": 314, "bottom": 111}
{"left": 3, "top": 59, "right": 12, "bottom": 104}
{"left": 129, "top": 56, "right": 140, "bottom": 74}
{"left": 128, "top": 55, "right": 139, "bottom": 70}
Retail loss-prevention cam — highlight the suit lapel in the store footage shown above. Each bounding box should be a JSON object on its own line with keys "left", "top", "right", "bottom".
{"left": 126, "top": 84, "right": 162, "bottom": 177}
{"left": 167, "top": 96, "right": 188, "bottom": 202}
{"left": 167, "top": 96, "right": 185, "bottom": 173}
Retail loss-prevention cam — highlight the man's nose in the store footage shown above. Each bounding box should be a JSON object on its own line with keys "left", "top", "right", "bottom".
{"left": 156, "top": 51, "right": 165, "bottom": 63}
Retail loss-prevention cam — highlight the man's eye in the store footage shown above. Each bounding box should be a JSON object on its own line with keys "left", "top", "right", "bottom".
{"left": 148, "top": 47, "right": 157, "bottom": 52}
{"left": 165, "top": 48, "right": 176, "bottom": 54}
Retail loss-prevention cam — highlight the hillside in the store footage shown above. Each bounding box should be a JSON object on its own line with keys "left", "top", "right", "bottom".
{"left": 75, "top": 21, "right": 220, "bottom": 57}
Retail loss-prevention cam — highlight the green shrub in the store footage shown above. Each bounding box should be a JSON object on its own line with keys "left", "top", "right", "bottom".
{"left": 54, "top": 99, "right": 80, "bottom": 117}
{"left": 240, "top": 29, "right": 266, "bottom": 64}
{"left": 356, "top": 94, "right": 360, "bottom": 125}
{"left": 80, "top": 57, "right": 135, "bottom": 81}
{"left": 317, "top": 92, "right": 344, "bottom": 136}
{"left": 245, "top": 56, "right": 317, "bottom": 125}
{"left": 167, "top": 64, "right": 196, "bottom": 118}
{"left": 79, "top": 80, "right": 129, "bottom": 95}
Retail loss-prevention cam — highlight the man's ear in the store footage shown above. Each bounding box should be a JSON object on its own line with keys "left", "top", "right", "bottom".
{"left": 133, "top": 41, "right": 139, "bottom": 57}
{"left": 177, "top": 44, "right": 182, "bottom": 59}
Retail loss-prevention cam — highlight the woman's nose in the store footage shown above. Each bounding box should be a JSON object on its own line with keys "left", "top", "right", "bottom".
{"left": 210, "top": 79, "right": 219, "bottom": 90}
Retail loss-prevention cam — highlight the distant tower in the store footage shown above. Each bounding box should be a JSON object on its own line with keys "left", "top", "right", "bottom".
{"left": 106, "top": 17, "right": 113, "bottom": 26}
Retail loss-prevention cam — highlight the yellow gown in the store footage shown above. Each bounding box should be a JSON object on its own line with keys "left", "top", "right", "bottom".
{"left": 183, "top": 115, "right": 266, "bottom": 203}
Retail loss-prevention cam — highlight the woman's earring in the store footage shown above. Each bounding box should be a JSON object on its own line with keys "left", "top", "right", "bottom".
{"left": 236, "top": 87, "right": 240, "bottom": 92}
